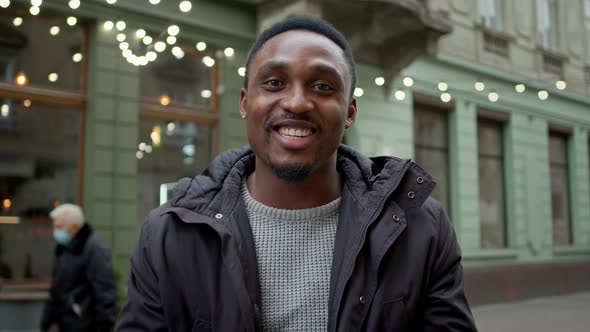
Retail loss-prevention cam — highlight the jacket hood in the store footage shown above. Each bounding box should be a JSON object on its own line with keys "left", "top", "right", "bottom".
{"left": 167, "top": 145, "right": 435, "bottom": 220}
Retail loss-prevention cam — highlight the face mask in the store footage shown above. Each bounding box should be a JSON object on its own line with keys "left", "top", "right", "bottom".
{"left": 53, "top": 228, "right": 72, "bottom": 245}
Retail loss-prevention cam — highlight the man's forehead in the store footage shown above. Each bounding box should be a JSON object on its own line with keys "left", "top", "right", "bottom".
{"left": 252, "top": 29, "right": 347, "bottom": 69}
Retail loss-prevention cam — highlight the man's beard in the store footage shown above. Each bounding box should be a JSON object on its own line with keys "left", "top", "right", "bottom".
{"left": 268, "top": 161, "right": 313, "bottom": 182}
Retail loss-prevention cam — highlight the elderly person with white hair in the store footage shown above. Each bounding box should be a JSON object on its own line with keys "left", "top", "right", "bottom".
{"left": 41, "top": 203, "right": 116, "bottom": 332}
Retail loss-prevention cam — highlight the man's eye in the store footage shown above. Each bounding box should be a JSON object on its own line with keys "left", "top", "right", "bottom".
{"left": 265, "top": 79, "right": 282, "bottom": 87}
{"left": 314, "top": 83, "right": 333, "bottom": 91}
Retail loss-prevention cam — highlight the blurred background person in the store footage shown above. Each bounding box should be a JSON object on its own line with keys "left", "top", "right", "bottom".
{"left": 41, "top": 203, "right": 116, "bottom": 332}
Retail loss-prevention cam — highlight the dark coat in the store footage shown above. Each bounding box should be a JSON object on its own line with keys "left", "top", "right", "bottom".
{"left": 41, "top": 223, "right": 117, "bottom": 332}
{"left": 117, "top": 145, "right": 477, "bottom": 331}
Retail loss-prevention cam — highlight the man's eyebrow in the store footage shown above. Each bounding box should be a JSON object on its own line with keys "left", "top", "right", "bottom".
{"left": 257, "top": 60, "right": 289, "bottom": 74}
{"left": 309, "top": 63, "right": 341, "bottom": 78}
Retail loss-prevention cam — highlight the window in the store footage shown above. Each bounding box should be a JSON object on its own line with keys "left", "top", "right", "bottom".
{"left": 549, "top": 133, "right": 571, "bottom": 246}
{"left": 414, "top": 107, "right": 450, "bottom": 212}
{"left": 480, "top": 0, "right": 503, "bottom": 31}
{"left": 137, "top": 38, "right": 218, "bottom": 224}
{"left": 0, "top": 10, "right": 85, "bottom": 281}
{"left": 478, "top": 120, "right": 506, "bottom": 248}
{"left": 537, "top": 0, "right": 558, "bottom": 49}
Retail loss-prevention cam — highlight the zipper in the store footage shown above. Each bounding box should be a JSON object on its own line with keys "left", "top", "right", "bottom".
{"left": 331, "top": 159, "right": 412, "bottom": 331}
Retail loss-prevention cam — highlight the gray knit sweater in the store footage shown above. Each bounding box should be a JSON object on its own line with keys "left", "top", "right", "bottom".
{"left": 241, "top": 180, "right": 340, "bottom": 332}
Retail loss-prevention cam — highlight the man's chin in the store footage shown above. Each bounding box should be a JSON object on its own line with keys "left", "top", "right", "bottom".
{"left": 268, "top": 161, "right": 314, "bottom": 182}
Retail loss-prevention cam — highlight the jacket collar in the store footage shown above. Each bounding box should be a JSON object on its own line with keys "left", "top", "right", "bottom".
{"left": 167, "top": 145, "right": 435, "bottom": 221}
{"left": 56, "top": 223, "right": 93, "bottom": 255}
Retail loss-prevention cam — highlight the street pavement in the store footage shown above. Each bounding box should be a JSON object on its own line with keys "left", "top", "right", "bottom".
{"left": 472, "top": 292, "right": 590, "bottom": 332}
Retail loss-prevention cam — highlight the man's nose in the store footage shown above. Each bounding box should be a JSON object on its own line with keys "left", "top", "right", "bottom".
{"left": 279, "top": 85, "right": 313, "bottom": 113}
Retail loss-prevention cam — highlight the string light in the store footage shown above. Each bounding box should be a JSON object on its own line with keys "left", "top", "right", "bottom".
{"left": 149, "top": 0, "right": 160, "bottom": 4}
{"left": 30, "top": 6, "right": 40, "bottom": 15}
{"left": 23, "top": 99, "right": 31, "bottom": 107}
{"left": 13, "top": 17, "right": 23, "bottom": 27}
{"left": 67, "top": 16, "right": 77, "bottom": 26}
{"left": 106, "top": 0, "right": 117, "bottom": 4}
{"left": 154, "top": 41, "right": 166, "bottom": 52}
{"left": 201, "top": 89, "right": 212, "bottom": 98}
{"left": 353, "top": 87, "right": 364, "bottom": 97}
{"left": 224, "top": 47, "right": 235, "bottom": 57}
{"left": 437, "top": 81, "right": 448, "bottom": 91}
{"left": 119, "top": 42, "right": 129, "bottom": 50}
{"left": 172, "top": 46, "right": 185, "bottom": 59}
{"left": 145, "top": 145, "right": 152, "bottom": 153}
{"left": 72, "top": 53, "right": 83, "bottom": 62}
{"left": 143, "top": 36, "right": 153, "bottom": 45}
{"left": 374, "top": 77, "right": 385, "bottom": 86}
{"left": 138, "top": 142, "right": 146, "bottom": 151}
{"left": 179, "top": 0, "right": 192, "bottom": 12}
{"left": 1, "top": 104, "right": 9, "bottom": 117}
{"left": 474, "top": 81, "right": 485, "bottom": 91}
{"left": 136, "top": 151, "right": 144, "bottom": 159}
{"left": 116, "top": 21, "right": 126, "bottom": 31}
{"left": 0, "top": 0, "right": 10, "bottom": 9}
{"left": 515, "top": 84, "right": 526, "bottom": 93}
{"left": 440, "top": 92, "right": 451, "bottom": 103}
{"left": 196, "top": 41, "right": 207, "bottom": 51}
{"left": 488, "top": 91, "right": 499, "bottom": 102}
{"left": 49, "top": 26, "right": 60, "bottom": 36}
{"left": 394, "top": 90, "right": 406, "bottom": 101}
{"left": 166, "top": 36, "right": 177, "bottom": 45}
{"left": 238, "top": 67, "right": 246, "bottom": 77}
{"left": 167, "top": 25, "right": 180, "bottom": 36}
{"left": 556, "top": 80, "right": 566, "bottom": 90}
{"left": 103, "top": 21, "right": 114, "bottom": 31}
{"left": 146, "top": 51, "right": 157, "bottom": 62}
{"left": 31, "top": 0, "right": 42, "bottom": 6}
{"left": 538, "top": 90, "right": 549, "bottom": 100}
{"left": 202, "top": 56, "right": 215, "bottom": 67}
{"left": 48, "top": 73, "right": 59, "bottom": 82}
{"left": 122, "top": 49, "right": 132, "bottom": 58}
{"left": 68, "top": 0, "right": 80, "bottom": 9}
{"left": 116, "top": 33, "right": 126, "bottom": 42}
{"left": 402, "top": 77, "right": 413, "bottom": 87}
{"left": 135, "top": 29, "right": 146, "bottom": 38}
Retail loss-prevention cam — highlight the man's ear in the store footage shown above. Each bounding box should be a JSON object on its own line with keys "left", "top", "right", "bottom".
{"left": 239, "top": 88, "right": 248, "bottom": 119}
{"left": 346, "top": 97, "right": 357, "bottom": 128}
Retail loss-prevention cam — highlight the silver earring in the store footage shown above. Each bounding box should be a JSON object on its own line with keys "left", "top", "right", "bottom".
{"left": 241, "top": 113, "right": 246, "bottom": 119}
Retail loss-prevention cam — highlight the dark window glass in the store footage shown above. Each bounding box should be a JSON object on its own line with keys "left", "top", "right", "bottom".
{"left": 478, "top": 120, "right": 506, "bottom": 248}
{"left": 140, "top": 45, "right": 215, "bottom": 109}
{"left": 414, "top": 107, "right": 450, "bottom": 211}
{"left": 0, "top": 101, "right": 80, "bottom": 280}
{"left": 549, "top": 133, "right": 571, "bottom": 246}
{"left": 0, "top": 12, "right": 84, "bottom": 91}
{"left": 137, "top": 117, "right": 212, "bottom": 225}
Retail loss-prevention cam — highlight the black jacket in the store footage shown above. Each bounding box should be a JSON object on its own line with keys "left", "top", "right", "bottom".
{"left": 41, "top": 223, "right": 117, "bottom": 332}
{"left": 117, "top": 145, "right": 476, "bottom": 331}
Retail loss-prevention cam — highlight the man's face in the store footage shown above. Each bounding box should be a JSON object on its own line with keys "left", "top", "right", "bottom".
{"left": 240, "top": 30, "right": 356, "bottom": 181}
{"left": 52, "top": 215, "right": 78, "bottom": 237}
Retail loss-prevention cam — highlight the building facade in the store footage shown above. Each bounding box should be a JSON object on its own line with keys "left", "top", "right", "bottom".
{"left": 0, "top": 0, "right": 589, "bottom": 328}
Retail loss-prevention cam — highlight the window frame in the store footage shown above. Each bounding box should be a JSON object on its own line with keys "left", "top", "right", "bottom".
{"left": 548, "top": 128, "right": 573, "bottom": 247}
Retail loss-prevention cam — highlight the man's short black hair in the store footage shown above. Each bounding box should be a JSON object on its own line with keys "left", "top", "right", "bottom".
{"left": 243, "top": 16, "right": 356, "bottom": 98}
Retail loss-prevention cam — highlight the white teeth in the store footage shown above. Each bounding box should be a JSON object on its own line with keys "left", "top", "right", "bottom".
{"left": 279, "top": 127, "right": 312, "bottom": 137}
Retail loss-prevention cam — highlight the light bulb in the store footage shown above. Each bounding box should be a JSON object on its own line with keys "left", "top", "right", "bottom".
{"left": 224, "top": 47, "right": 235, "bottom": 57}
{"left": 179, "top": 0, "right": 192, "bottom": 12}
{"left": 103, "top": 21, "right": 114, "bottom": 31}
{"left": 167, "top": 25, "right": 180, "bottom": 36}
{"left": 374, "top": 77, "right": 385, "bottom": 86}
{"left": 354, "top": 87, "right": 364, "bottom": 97}
{"left": 67, "top": 16, "right": 77, "bottom": 26}
{"left": 196, "top": 41, "right": 207, "bottom": 51}
{"left": 402, "top": 77, "right": 413, "bottom": 87}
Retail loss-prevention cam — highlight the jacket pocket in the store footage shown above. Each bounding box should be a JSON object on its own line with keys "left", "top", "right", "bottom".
{"left": 192, "top": 318, "right": 211, "bottom": 332}
{"left": 380, "top": 296, "right": 411, "bottom": 331}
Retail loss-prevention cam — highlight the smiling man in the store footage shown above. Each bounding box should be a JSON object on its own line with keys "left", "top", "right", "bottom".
{"left": 117, "top": 17, "right": 476, "bottom": 331}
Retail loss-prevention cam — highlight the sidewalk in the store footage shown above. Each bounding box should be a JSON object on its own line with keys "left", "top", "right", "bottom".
{"left": 473, "top": 292, "right": 590, "bottom": 332}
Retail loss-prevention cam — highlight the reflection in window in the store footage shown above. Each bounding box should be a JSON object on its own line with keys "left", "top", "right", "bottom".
{"left": 0, "top": 11, "right": 84, "bottom": 91}
{"left": 536, "top": 0, "right": 558, "bottom": 49}
{"left": 0, "top": 101, "right": 79, "bottom": 280}
{"left": 480, "top": 0, "right": 503, "bottom": 31}
{"left": 140, "top": 45, "right": 214, "bottom": 109}
{"left": 549, "top": 133, "right": 571, "bottom": 246}
{"left": 414, "top": 107, "right": 450, "bottom": 212}
{"left": 478, "top": 120, "right": 506, "bottom": 248}
{"left": 137, "top": 118, "right": 212, "bottom": 224}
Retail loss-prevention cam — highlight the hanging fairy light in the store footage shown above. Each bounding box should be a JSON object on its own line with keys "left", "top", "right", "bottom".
{"left": 15, "top": 72, "right": 27, "bottom": 86}
{"left": 440, "top": 92, "right": 451, "bottom": 103}
{"left": 135, "top": 29, "right": 146, "bottom": 38}
{"left": 49, "top": 26, "right": 60, "bottom": 36}
{"left": 224, "top": 47, "right": 235, "bottom": 57}
{"left": 555, "top": 80, "right": 566, "bottom": 90}
{"left": 515, "top": 84, "right": 526, "bottom": 93}
{"left": 166, "top": 36, "right": 177, "bottom": 45}
{"left": 13, "top": 17, "right": 23, "bottom": 26}
{"left": 72, "top": 53, "right": 83, "bottom": 62}
{"left": 538, "top": 90, "right": 549, "bottom": 100}
{"left": 488, "top": 91, "right": 499, "bottom": 102}
{"left": 103, "top": 21, "right": 114, "bottom": 31}
{"left": 149, "top": 0, "right": 160, "bottom": 4}
{"left": 172, "top": 46, "right": 185, "bottom": 59}
{"left": 68, "top": 0, "right": 80, "bottom": 9}
{"left": 474, "top": 81, "right": 485, "bottom": 91}
{"left": 142, "top": 35, "right": 153, "bottom": 45}
{"left": 201, "top": 89, "right": 212, "bottom": 98}
{"left": 374, "top": 77, "right": 385, "bottom": 86}
{"left": 179, "top": 0, "right": 192, "bottom": 12}
{"left": 116, "top": 21, "right": 126, "bottom": 31}
{"left": 67, "top": 16, "right": 77, "bottom": 26}
{"left": 48, "top": 73, "right": 59, "bottom": 82}
{"left": 196, "top": 41, "right": 207, "bottom": 51}
{"left": 167, "top": 25, "right": 180, "bottom": 36}
{"left": 106, "top": 0, "right": 117, "bottom": 4}
{"left": 154, "top": 41, "right": 166, "bottom": 52}
{"left": 0, "top": 0, "right": 10, "bottom": 9}
{"left": 437, "top": 81, "right": 448, "bottom": 92}
{"left": 159, "top": 94, "right": 171, "bottom": 106}
{"left": 353, "top": 87, "right": 364, "bottom": 97}
{"left": 238, "top": 67, "right": 246, "bottom": 77}
{"left": 30, "top": 6, "right": 40, "bottom": 15}
{"left": 202, "top": 56, "right": 215, "bottom": 67}
{"left": 116, "top": 33, "right": 126, "bottom": 42}
{"left": 394, "top": 90, "right": 406, "bottom": 101}
{"left": 31, "top": 0, "right": 41, "bottom": 6}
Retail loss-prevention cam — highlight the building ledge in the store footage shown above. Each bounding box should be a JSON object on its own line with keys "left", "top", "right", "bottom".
{"left": 553, "top": 246, "right": 590, "bottom": 256}
{"left": 463, "top": 248, "right": 519, "bottom": 261}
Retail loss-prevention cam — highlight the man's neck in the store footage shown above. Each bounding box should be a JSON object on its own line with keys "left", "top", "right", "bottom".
{"left": 247, "top": 157, "right": 342, "bottom": 209}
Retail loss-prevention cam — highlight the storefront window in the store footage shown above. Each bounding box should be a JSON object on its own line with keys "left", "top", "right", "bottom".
{"left": 414, "top": 107, "right": 450, "bottom": 212}
{"left": 0, "top": 10, "right": 84, "bottom": 281}
{"left": 549, "top": 132, "right": 572, "bottom": 246}
{"left": 136, "top": 117, "right": 212, "bottom": 224}
{"left": 478, "top": 120, "right": 506, "bottom": 249}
